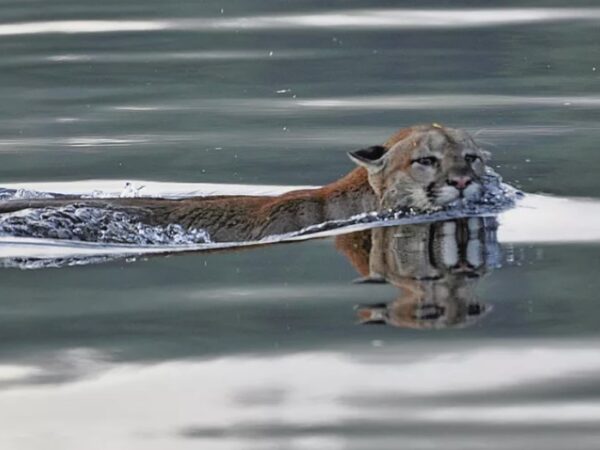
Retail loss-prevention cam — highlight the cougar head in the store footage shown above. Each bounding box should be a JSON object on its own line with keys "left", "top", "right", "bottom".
{"left": 348, "top": 124, "right": 490, "bottom": 211}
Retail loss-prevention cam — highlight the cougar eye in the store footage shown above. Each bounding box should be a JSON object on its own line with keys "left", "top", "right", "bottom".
{"left": 464, "top": 154, "right": 480, "bottom": 163}
{"left": 412, "top": 156, "right": 438, "bottom": 167}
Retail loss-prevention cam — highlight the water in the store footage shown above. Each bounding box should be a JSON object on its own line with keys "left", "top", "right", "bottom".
{"left": 2, "top": 1, "right": 600, "bottom": 448}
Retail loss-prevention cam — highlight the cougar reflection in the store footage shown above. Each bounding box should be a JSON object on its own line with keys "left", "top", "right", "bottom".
{"left": 335, "top": 218, "right": 500, "bottom": 329}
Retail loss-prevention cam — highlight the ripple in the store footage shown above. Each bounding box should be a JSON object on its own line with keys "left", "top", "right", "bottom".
{"left": 181, "top": 8, "right": 600, "bottom": 30}
{"left": 107, "top": 95, "right": 600, "bottom": 116}
{"left": 293, "top": 95, "right": 600, "bottom": 110}
{"left": 427, "top": 403, "right": 600, "bottom": 424}
{"left": 0, "top": 20, "right": 167, "bottom": 36}
{"left": 45, "top": 50, "right": 331, "bottom": 64}
{"left": 0, "top": 206, "right": 212, "bottom": 245}
{"left": 2, "top": 9, "right": 600, "bottom": 36}
{"left": 0, "top": 180, "right": 318, "bottom": 199}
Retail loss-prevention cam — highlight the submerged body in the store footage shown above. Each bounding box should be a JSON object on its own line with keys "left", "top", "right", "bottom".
{"left": 0, "top": 124, "right": 490, "bottom": 242}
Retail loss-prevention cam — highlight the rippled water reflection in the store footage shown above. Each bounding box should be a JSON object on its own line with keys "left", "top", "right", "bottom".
{"left": 4, "top": 342, "right": 600, "bottom": 450}
{"left": 1, "top": 0, "right": 600, "bottom": 448}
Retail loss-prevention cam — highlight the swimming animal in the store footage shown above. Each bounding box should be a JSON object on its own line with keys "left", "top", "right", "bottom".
{"left": 0, "top": 124, "right": 490, "bottom": 242}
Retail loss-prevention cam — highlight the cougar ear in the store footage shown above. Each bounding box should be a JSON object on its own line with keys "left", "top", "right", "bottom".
{"left": 348, "top": 145, "right": 387, "bottom": 172}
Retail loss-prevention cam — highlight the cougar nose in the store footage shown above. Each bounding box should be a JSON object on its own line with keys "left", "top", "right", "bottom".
{"left": 447, "top": 176, "right": 472, "bottom": 190}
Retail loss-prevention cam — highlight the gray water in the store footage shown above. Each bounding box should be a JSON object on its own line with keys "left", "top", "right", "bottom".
{"left": 2, "top": 1, "right": 600, "bottom": 449}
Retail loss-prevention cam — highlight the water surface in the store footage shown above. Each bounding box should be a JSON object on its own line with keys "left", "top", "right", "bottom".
{"left": 1, "top": 1, "right": 600, "bottom": 449}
